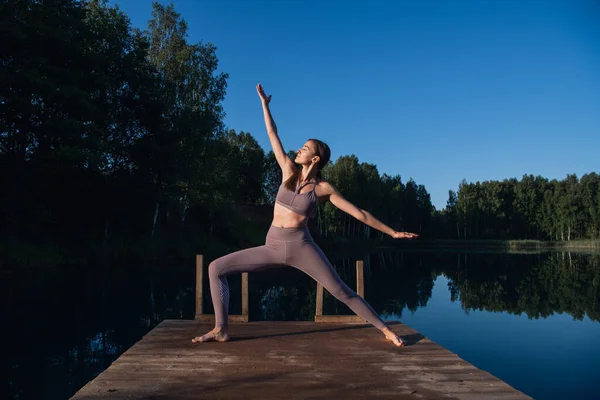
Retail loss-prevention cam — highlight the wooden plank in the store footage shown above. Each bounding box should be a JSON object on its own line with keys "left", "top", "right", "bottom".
{"left": 315, "top": 315, "right": 364, "bottom": 323}
{"left": 242, "top": 272, "right": 248, "bottom": 317}
{"left": 194, "top": 254, "right": 203, "bottom": 319}
{"left": 356, "top": 260, "right": 364, "bottom": 298}
{"left": 72, "top": 320, "right": 531, "bottom": 400}
{"left": 315, "top": 282, "right": 324, "bottom": 317}
{"left": 195, "top": 314, "right": 248, "bottom": 323}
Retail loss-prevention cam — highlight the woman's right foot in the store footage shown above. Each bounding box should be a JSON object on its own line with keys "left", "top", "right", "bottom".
{"left": 382, "top": 327, "right": 406, "bottom": 347}
{"left": 191, "top": 327, "right": 230, "bottom": 343}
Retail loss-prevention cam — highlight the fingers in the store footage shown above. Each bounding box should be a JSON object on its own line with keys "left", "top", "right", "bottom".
{"left": 397, "top": 232, "right": 419, "bottom": 239}
{"left": 256, "top": 84, "right": 271, "bottom": 102}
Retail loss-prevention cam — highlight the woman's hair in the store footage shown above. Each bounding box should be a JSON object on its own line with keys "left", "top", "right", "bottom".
{"left": 284, "top": 139, "right": 331, "bottom": 191}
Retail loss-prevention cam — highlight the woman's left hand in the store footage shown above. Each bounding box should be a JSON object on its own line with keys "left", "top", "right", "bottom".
{"left": 391, "top": 231, "right": 419, "bottom": 239}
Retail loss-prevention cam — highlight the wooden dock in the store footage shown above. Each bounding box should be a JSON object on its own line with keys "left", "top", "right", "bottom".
{"left": 71, "top": 320, "right": 530, "bottom": 399}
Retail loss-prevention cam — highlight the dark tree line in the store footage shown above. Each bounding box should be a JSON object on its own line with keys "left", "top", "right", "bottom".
{"left": 0, "top": 0, "right": 434, "bottom": 277}
{"left": 0, "top": 0, "right": 267, "bottom": 274}
{"left": 435, "top": 174, "right": 600, "bottom": 240}
{"left": 2, "top": 1, "right": 597, "bottom": 284}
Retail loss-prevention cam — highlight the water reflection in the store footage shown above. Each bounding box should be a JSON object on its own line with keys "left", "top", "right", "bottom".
{"left": 253, "top": 251, "right": 600, "bottom": 323}
{"left": 444, "top": 252, "right": 600, "bottom": 321}
{"left": 1, "top": 250, "right": 599, "bottom": 399}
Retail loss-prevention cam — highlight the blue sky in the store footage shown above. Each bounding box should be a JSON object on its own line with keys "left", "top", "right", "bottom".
{"left": 111, "top": 0, "right": 599, "bottom": 210}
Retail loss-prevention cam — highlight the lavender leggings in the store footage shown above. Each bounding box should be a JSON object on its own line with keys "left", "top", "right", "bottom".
{"left": 208, "top": 225, "right": 386, "bottom": 329}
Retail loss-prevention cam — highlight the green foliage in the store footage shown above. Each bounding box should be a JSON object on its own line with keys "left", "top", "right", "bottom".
{"left": 4, "top": 0, "right": 596, "bottom": 287}
{"left": 320, "top": 155, "right": 433, "bottom": 240}
{"left": 0, "top": 0, "right": 261, "bottom": 276}
{"left": 263, "top": 150, "right": 281, "bottom": 205}
{"left": 438, "top": 173, "right": 600, "bottom": 241}
{"left": 1, "top": 0, "right": 438, "bottom": 284}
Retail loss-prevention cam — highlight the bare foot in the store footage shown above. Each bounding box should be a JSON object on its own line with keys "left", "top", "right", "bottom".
{"left": 382, "top": 327, "right": 405, "bottom": 347}
{"left": 191, "top": 327, "right": 230, "bottom": 343}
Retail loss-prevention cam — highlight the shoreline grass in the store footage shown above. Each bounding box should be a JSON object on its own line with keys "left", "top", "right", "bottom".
{"left": 326, "top": 237, "right": 600, "bottom": 254}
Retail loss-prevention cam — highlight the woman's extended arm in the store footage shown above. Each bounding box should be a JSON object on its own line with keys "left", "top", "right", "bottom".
{"left": 321, "top": 181, "right": 419, "bottom": 239}
{"left": 257, "top": 84, "right": 295, "bottom": 174}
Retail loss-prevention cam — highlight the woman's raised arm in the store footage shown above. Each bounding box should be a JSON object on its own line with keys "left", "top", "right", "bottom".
{"left": 257, "top": 84, "right": 295, "bottom": 175}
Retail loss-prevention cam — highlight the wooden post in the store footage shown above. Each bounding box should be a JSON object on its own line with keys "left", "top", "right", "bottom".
{"left": 194, "top": 255, "right": 249, "bottom": 322}
{"left": 315, "top": 260, "right": 365, "bottom": 323}
{"left": 241, "top": 272, "right": 249, "bottom": 321}
{"left": 315, "top": 282, "right": 324, "bottom": 317}
{"left": 356, "top": 260, "right": 364, "bottom": 298}
{"left": 195, "top": 254, "right": 203, "bottom": 319}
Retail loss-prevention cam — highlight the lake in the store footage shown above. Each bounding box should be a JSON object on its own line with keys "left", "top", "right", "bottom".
{"left": 2, "top": 250, "right": 599, "bottom": 399}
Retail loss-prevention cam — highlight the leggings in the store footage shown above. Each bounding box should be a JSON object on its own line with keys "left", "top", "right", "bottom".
{"left": 208, "top": 225, "right": 386, "bottom": 329}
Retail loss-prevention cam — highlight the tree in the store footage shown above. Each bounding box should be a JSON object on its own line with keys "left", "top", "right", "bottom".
{"left": 263, "top": 151, "right": 281, "bottom": 205}
{"left": 212, "top": 129, "right": 265, "bottom": 204}
{"left": 446, "top": 190, "right": 459, "bottom": 238}
{"left": 140, "top": 1, "right": 228, "bottom": 232}
{"left": 580, "top": 173, "right": 600, "bottom": 238}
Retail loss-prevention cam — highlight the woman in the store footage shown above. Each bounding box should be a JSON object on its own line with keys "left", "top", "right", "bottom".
{"left": 192, "top": 84, "right": 418, "bottom": 346}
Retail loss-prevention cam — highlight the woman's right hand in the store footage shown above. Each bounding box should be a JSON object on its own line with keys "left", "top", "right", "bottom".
{"left": 257, "top": 83, "right": 272, "bottom": 105}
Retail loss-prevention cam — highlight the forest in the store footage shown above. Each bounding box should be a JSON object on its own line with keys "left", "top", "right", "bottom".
{"left": 2, "top": 0, "right": 599, "bottom": 280}
{"left": 437, "top": 174, "right": 600, "bottom": 241}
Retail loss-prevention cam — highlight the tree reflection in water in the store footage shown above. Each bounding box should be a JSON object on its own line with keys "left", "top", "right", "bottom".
{"left": 1, "top": 251, "right": 599, "bottom": 399}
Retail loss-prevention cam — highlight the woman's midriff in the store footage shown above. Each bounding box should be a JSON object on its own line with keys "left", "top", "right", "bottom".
{"left": 272, "top": 202, "right": 309, "bottom": 228}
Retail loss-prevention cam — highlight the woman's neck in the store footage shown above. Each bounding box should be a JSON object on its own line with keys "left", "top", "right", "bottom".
{"left": 299, "top": 167, "right": 317, "bottom": 184}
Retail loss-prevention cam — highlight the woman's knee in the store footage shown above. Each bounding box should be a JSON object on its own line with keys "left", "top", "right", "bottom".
{"left": 208, "top": 259, "right": 226, "bottom": 277}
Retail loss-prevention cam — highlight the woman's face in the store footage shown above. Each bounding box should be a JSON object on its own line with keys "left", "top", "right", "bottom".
{"left": 295, "top": 141, "right": 319, "bottom": 166}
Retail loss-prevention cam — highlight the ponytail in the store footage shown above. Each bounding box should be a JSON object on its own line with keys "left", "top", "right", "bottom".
{"left": 310, "top": 138, "right": 330, "bottom": 180}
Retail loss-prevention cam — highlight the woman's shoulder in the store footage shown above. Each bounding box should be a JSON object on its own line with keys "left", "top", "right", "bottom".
{"left": 315, "top": 179, "right": 336, "bottom": 194}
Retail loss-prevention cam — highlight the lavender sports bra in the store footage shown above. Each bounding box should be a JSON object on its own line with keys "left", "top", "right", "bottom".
{"left": 275, "top": 180, "right": 319, "bottom": 218}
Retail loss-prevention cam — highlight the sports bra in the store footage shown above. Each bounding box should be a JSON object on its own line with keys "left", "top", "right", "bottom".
{"left": 275, "top": 179, "right": 319, "bottom": 218}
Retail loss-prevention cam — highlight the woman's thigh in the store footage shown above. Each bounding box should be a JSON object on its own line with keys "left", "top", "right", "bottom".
{"left": 286, "top": 241, "right": 350, "bottom": 296}
{"left": 210, "top": 240, "right": 286, "bottom": 276}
